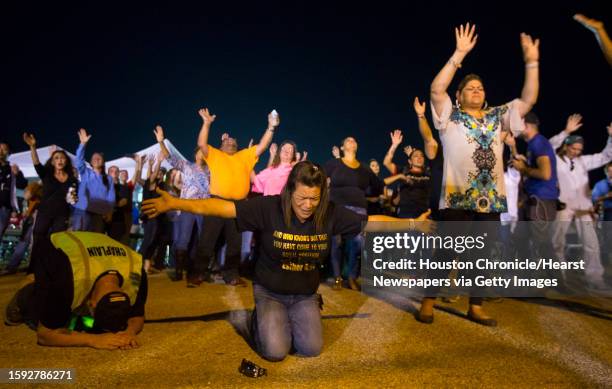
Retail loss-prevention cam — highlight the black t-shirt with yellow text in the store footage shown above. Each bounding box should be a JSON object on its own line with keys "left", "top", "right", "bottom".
{"left": 235, "top": 195, "right": 365, "bottom": 294}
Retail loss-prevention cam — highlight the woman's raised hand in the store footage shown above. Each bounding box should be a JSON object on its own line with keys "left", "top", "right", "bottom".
{"left": 455, "top": 23, "right": 478, "bottom": 54}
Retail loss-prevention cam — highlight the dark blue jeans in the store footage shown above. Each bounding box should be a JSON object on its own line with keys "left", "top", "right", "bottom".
{"left": 71, "top": 209, "right": 105, "bottom": 232}
{"left": 174, "top": 212, "right": 204, "bottom": 251}
{"left": 331, "top": 206, "right": 366, "bottom": 279}
{"left": 252, "top": 283, "right": 322, "bottom": 361}
{"left": 7, "top": 221, "right": 34, "bottom": 271}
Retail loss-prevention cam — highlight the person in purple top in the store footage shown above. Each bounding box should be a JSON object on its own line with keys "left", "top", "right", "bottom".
{"left": 155, "top": 125, "right": 210, "bottom": 283}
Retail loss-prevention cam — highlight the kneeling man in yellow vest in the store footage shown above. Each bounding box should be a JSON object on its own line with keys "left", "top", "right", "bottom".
{"left": 5, "top": 231, "right": 147, "bottom": 350}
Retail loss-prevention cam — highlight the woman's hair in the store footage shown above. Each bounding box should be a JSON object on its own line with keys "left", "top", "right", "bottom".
{"left": 92, "top": 152, "right": 109, "bottom": 189}
{"left": 280, "top": 161, "right": 329, "bottom": 233}
{"left": 457, "top": 73, "right": 484, "bottom": 93}
{"left": 44, "top": 150, "right": 75, "bottom": 180}
{"left": 164, "top": 168, "right": 180, "bottom": 193}
{"left": 101, "top": 165, "right": 109, "bottom": 188}
{"left": 402, "top": 148, "right": 424, "bottom": 171}
{"left": 271, "top": 140, "right": 297, "bottom": 168}
{"left": 556, "top": 136, "right": 584, "bottom": 161}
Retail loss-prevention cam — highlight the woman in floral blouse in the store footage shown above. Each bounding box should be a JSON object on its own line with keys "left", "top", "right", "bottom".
{"left": 416, "top": 23, "right": 540, "bottom": 326}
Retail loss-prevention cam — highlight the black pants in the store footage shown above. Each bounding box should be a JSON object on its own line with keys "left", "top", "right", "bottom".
{"left": 518, "top": 197, "right": 557, "bottom": 265}
{"left": 29, "top": 213, "right": 69, "bottom": 274}
{"left": 139, "top": 218, "right": 167, "bottom": 260}
{"left": 427, "top": 209, "right": 501, "bottom": 306}
{"left": 196, "top": 216, "right": 242, "bottom": 281}
{"left": 14, "top": 282, "right": 38, "bottom": 328}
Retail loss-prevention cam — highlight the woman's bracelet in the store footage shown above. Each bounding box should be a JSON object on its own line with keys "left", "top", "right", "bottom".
{"left": 447, "top": 58, "right": 462, "bottom": 68}
{"left": 525, "top": 61, "right": 539, "bottom": 69}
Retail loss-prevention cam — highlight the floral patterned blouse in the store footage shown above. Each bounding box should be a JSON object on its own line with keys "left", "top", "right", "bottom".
{"left": 431, "top": 94, "right": 523, "bottom": 213}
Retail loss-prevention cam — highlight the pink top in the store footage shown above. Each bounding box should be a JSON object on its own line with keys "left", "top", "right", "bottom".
{"left": 252, "top": 163, "right": 293, "bottom": 196}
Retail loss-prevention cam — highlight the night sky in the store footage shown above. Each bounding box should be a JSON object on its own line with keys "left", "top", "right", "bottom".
{"left": 1, "top": 1, "right": 610, "bottom": 177}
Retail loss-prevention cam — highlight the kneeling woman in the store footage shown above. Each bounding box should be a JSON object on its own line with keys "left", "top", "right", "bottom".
{"left": 142, "top": 161, "right": 430, "bottom": 361}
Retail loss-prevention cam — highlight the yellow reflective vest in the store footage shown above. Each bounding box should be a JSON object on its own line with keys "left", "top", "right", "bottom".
{"left": 50, "top": 231, "right": 143, "bottom": 310}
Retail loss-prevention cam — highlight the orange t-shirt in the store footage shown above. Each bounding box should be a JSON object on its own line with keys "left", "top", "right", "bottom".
{"left": 205, "top": 145, "right": 258, "bottom": 200}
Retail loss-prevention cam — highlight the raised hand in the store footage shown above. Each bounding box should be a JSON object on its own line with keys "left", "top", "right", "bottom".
{"left": 198, "top": 108, "right": 216, "bottom": 124}
{"left": 23, "top": 132, "right": 37, "bottom": 148}
{"left": 413, "top": 97, "right": 426, "bottom": 117}
{"left": 133, "top": 153, "right": 144, "bottom": 163}
{"left": 520, "top": 33, "right": 540, "bottom": 63}
{"left": 78, "top": 128, "right": 91, "bottom": 145}
{"left": 268, "top": 110, "right": 280, "bottom": 129}
{"left": 564, "top": 114, "right": 583, "bottom": 134}
{"left": 455, "top": 23, "right": 478, "bottom": 54}
{"left": 221, "top": 133, "right": 229, "bottom": 142}
{"left": 403, "top": 145, "right": 414, "bottom": 157}
{"left": 332, "top": 146, "right": 341, "bottom": 159}
{"left": 300, "top": 151, "right": 308, "bottom": 161}
{"left": 269, "top": 143, "right": 278, "bottom": 156}
{"left": 390, "top": 129, "right": 403, "bottom": 146}
{"left": 295, "top": 152, "right": 301, "bottom": 162}
{"left": 248, "top": 138, "right": 254, "bottom": 148}
{"left": 574, "top": 14, "right": 604, "bottom": 33}
{"left": 153, "top": 125, "right": 165, "bottom": 143}
{"left": 11, "top": 164, "right": 20, "bottom": 175}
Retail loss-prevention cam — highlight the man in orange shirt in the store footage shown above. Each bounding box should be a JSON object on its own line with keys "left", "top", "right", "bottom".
{"left": 194, "top": 107, "right": 277, "bottom": 285}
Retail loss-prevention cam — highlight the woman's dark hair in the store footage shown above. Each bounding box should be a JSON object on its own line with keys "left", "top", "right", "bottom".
{"left": 92, "top": 152, "right": 109, "bottom": 189}
{"left": 164, "top": 168, "right": 179, "bottom": 192}
{"left": 280, "top": 161, "right": 329, "bottom": 233}
{"left": 271, "top": 140, "right": 297, "bottom": 168}
{"left": 457, "top": 73, "right": 484, "bottom": 93}
{"left": 44, "top": 150, "right": 75, "bottom": 180}
{"left": 402, "top": 148, "right": 424, "bottom": 171}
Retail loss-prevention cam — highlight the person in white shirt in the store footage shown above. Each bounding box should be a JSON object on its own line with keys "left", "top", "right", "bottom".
{"left": 549, "top": 114, "right": 612, "bottom": 289}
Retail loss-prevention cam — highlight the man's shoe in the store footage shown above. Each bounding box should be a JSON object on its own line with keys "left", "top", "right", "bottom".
{"left": 186, "top": 275, "right": 202, "bottom": 288}
{"left": 4, "top": 292, "right": 23, "bottom": 326}
{"left": 172, "top": 250, "right": 188, "bottom": 282}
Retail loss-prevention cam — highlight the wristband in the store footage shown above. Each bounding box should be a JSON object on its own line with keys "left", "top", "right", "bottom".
{"left": 448, "top": 58, "right": 462, "bottom": 68}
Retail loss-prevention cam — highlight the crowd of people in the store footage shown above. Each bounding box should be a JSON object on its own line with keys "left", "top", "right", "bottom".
{"left": 0, "top": 15, "right": 610, "bottom": 361}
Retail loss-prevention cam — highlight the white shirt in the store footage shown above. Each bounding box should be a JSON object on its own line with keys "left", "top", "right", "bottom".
{"left": 501, "top": 167, "right": 521, "bottom": 222}
{"left": 549, "top": 131, "right": 612, "bottom": 211}
{"left": 431, "top": 95, "right": 524, "bottom": 213}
